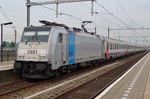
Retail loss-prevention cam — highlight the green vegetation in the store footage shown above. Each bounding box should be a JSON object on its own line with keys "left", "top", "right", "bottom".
{"left": 1, "top": 41, "right": 16, "bottom": 49}
{"left": 0, "top": 41, "right": 16, "bottom": 61}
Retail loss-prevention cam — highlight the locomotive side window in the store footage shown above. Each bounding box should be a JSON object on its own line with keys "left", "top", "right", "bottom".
{"left": 58, "top": 33, "right": 62, "bottom": 43}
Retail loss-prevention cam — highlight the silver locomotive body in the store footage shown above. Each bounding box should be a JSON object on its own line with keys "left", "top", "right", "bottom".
{"left": 14, "top": 24, "right": 103, "bottom": 78}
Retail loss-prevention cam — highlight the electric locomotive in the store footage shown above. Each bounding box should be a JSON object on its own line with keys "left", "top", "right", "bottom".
{"left": 14, "top": 20, "right": 103, "bottom": 78}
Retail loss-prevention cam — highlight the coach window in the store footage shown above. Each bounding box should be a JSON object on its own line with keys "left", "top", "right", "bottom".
{"left": 110, "top": 43, "right": 112, "bottom": 49}
{"left": 113, "top": 43, "right": 115, "bottom": 49}
{"left": 114, "top": 43, "right": 116, "bottom": 49}
{"left": 58, "top": 33, "right": 62, "bottom": 43}
{"left": 120, "top": 45, "right": 121, "bottom": 49}
{"left": 116, "top": 44, "right": 117, "bottom": 49}
{"left": 111, "top": 43, "right": 112, "bottom": 49}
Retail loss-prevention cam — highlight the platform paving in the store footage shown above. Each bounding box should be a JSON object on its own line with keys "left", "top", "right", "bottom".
{"left": 95, "top": 52, "right": 150, "bottom": 99}
{"left": 144, "top": 67, "right": 150, "bottom": 99}
{"left": 0, "top": 61, "right": 14, "bottom": 71}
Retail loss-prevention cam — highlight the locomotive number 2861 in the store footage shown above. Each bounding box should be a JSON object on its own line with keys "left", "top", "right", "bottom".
{"left": 27, "top": 50, "right": 37, "bottom": 54}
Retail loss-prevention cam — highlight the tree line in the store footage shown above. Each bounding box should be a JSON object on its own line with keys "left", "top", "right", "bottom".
{"left": 1, "top": 41, "right": 16, "bottom": 48}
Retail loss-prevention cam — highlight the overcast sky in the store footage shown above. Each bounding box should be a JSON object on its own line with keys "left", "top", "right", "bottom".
{"left": 0, "top": 0, "right": 150, "bottom": 45}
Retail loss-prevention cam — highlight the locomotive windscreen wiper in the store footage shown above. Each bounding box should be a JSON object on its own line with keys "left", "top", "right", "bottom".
{"left": 25, "top": 41, "right": 28, "bottom": 44}
{"left": 29, "top": 32, "right": 41, "bottom": 44}
{"left": 35, "top": 32, "right": 41, "bottom": 44}
{"left": 35, "top": 35, "right": 41, "bottom": 44}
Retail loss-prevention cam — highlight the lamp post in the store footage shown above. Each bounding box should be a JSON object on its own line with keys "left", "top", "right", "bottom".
{"left": 1, "top": 22, "right": 13, "bottom": 61}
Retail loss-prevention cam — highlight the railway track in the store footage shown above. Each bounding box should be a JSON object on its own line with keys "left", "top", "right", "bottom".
{"left": 54, "top": 52, "right": 147, "bottom": 99}
{"left": 0, "top": 79, "right": 38, "bottom": 96}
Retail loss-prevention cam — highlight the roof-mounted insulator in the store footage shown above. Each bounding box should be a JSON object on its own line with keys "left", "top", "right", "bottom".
{"left": 72, "top": 27, "right": 82, "bottom": 32}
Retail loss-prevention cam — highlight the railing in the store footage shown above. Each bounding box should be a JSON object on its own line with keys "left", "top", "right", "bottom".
{"left": 0, "top": 50, "right": 16, "bottom": 61}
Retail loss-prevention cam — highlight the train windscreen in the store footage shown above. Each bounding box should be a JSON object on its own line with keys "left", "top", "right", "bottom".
{"left": 21, "top": 30, "right": 50, "bottom": 42}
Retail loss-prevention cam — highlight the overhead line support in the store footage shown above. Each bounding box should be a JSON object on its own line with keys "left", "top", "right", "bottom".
{"left": 26, "top": 0, "right": 92, "bottom": 27}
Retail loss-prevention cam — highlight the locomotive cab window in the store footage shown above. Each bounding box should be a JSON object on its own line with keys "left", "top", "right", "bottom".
{"left": 21, "top": 27, "right": 51, "bottom": 42}
{"left": 58, "top": 33, "right": 62, "bottom": 43}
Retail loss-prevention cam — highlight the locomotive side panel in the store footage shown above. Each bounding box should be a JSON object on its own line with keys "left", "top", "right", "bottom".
{"left": 75, "top": 33, "right": 102, "bottom": 63}
{"left": 50, "top": 27, "right": 68, "bottom": 70}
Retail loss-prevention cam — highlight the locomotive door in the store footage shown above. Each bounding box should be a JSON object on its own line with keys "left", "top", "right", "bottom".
{"left": 62, "top": 34, "right": 67, "bottom": 64}
{"left": 58, "top": 33, "right": 67, "bottom": 65}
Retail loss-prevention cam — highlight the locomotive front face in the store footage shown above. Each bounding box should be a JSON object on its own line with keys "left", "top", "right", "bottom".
{"left": 16, "top": 27, "right": 51, "bottom": 62}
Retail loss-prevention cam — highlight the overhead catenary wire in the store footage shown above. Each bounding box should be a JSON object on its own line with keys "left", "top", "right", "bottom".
{"left": 40, "top": 5, "right": 83, "bottom": 21}
{"left": 95, "top": 0, "right": 130, "bottom": 28}
{"left": 41, "top": 5, "right": 107, "bottom": 30}
{"left": 79, "top": 2, "right": 123, "bottom": 28}
{"left": 0, "top": 7, "right": 16, "bottom": 31}
{"left": 32, "top": 2, "right": 107, "bottom": 30}
{"left": 111, "top": 28, "right": 148, "bottom": 44}
{"left": 116, "top": 0, "right": 142, "bottom": 28}
{"left": 79, "top": 2, "right": 128, "bottom": 38}
{"left": 0, "top": 6, "right": 20, "bottom": 41}
{"left": 94, "top": 1, "right": 148, "bottom": 44}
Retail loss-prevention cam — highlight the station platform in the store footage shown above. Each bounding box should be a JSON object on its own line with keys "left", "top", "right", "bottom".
{"left": 0, "top": 61, "right": 14, "bottom": 71}
{"left": 95, "top": 52, "right": 150, "bottom": 99}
